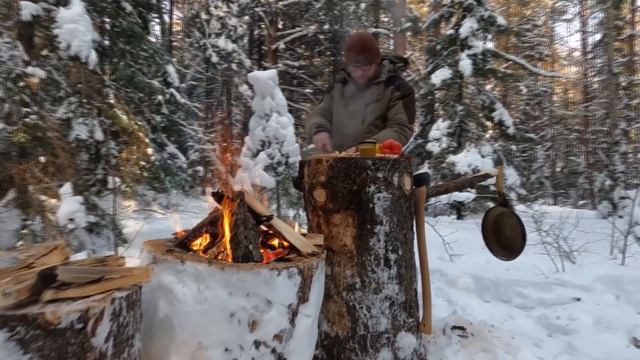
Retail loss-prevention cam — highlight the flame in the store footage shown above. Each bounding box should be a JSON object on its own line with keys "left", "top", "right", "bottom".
{"left": 190, "top": 233, "right": 210, "bottom": 256}
{"left": 217, "top": 196, "right": 235, "bottom": 262}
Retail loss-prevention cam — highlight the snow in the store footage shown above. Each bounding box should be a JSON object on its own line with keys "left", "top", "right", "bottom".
{"left": 459, "top": 17, "right": 479, "bottom": 38}
{"left": 459, "top": 54, "right": 473, "bottom": 77}
{"left": 56, "top": 182, "right": 88, "bottom": 230}
{"left": 19, "top": 1, "right": 42, "bottom": 21}
{"left": 69, "top": 118, "right": 104, "bottom": 142}
{"left": 24, "top": 66, "right": 46, "bottom": 79}
{"left": 233, "top": 69, "right": 301, "bottom": 192}
{"left": 120, "top": 1, "right": 133, "bottom": 12}
{"left": 430, "top": 67, "right": 453, "bottom": 87}
{"left": 164, "top": 64, "right": 179, "bottom": 87}
{"left": 491, "top": 101, "right": 516, "bottom": 134}
{"left": 141, "top": 256, "right": 324, "bottom": 359}
{"left": 423, "top": 206, "right": 640, "bottom": 360}
{"left": 54, "top": 0, "right": 100, "bottom": 69}
{"left": 447, "top": 145, "right": 495, "bottom": 175}
{"left": 0, "top": 189, "right": 22, "bottom": 249}
{"left": 117, "top": 193, "right": 640, "bottom": 360}
{"left": 0, "top": 330, "right": 31, "bottom": 360}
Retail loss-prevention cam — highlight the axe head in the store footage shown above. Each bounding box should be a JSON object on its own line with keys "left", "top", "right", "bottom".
{"left": 413, "top": 172, "right": 430, "bottom": 189}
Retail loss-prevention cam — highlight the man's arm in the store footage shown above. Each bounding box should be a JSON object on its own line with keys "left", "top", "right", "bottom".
{"left": 370, "top": 78, "right": 416, "bottom": 145}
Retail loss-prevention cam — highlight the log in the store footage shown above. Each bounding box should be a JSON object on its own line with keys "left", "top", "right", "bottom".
{"left": 427, "top": 169, "right": 499, "bottom": 199}
{"left": 142, "top": 239, "right": 326, "bottom": 360}
{"left": 301, "top": 156, "right": 425, "bottom": 359}
{"left": 228, "top": 192, "right": 263, "bottom": 263}
{"left": 0, "top": 286, "right": 142, "bottom": 359}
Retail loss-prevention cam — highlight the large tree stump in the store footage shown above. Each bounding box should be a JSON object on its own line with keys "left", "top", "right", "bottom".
{"left": 301, "top": 156, "right": 424, "bottom": 359}
{"left": 0, "top": 286, "right": 142, "bottom": 359}
{"left": 141, "top": 239, "right": 325, "bottom": 360}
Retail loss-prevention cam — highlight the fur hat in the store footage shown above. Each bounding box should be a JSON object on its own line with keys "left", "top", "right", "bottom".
{"left": 344, "top": 32, "right": 381, "bottom": 66}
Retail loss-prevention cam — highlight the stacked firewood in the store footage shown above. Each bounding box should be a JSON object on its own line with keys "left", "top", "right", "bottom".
{"left": 0, "top": 241, "right": 151, "bottom": 308}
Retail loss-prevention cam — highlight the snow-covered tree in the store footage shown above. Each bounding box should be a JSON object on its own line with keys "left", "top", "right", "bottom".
{"left": 234, "top": 70, "right": 301, "bottom": 219}
{"left": 0, "top": 0, "right": 205, "bottom": 251}
{"left": 406, "top": 0, "right": 535, "bottom": 207}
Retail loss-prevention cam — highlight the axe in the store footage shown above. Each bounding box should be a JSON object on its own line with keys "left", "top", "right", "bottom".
{"left": 413, "top": 172, "right": 432, "bottom": 335}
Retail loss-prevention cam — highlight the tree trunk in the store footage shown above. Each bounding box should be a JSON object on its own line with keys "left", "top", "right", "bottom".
{"left": 0, "top": 286, "right": 142, "bottom": 359}
{"left": 393, "top": 0, "right": 407, "bottom": 55}
{"left": 579, "top": 0, "right": 598, "bottom": 209}
{"left": 301, "top": 156, "right": 424, "bottom": 359}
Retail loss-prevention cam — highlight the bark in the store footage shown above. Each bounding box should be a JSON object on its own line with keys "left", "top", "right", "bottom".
{"left": 0, "top": 287, "right": 142, "bottom": 360}
{"left": 393, "top": 0, "right": 407, "bottom": 56}
{"left": 301, "top": 156, "right": 424, "bottom": 359}
{"left": 579, "top": 0, "right": 598, "bottom": 209}
{"left": 229, "top": 192, "right": 263, "bottom": 263}
{"left": 427, "top": 172, "right": 497, "bottom": 199}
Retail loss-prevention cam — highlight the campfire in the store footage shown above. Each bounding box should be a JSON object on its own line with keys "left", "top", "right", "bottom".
{"left": 173, "top": 190, "right": 318, "bottom": 264}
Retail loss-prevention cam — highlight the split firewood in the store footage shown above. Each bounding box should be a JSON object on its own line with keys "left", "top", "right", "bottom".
{"left": 55, "top": 265, "right": 150, "bottom": 283}
{"left": 0, "top": 241, "right": 70, "bottom": 281}
{"left": 305, "top": 233, "right": 325, "bottom": 247}
{"left": 0, "top": 254, "right": 146, "bottom": 308}
{"left": 174, "top": 210, "right": 221, "bottom": 250}
{"left": 41, "top": 267, "right": 152, "bottom": 302}
{"left": 242, "top": 190, "right": 319, "bottom": 255}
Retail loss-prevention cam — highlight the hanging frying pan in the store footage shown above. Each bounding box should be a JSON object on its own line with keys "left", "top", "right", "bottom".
{"left": 481, "top": 194, "right": 526, "bottom": 261}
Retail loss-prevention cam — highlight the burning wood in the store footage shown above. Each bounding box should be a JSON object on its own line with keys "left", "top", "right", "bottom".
{"left": 173, "top": 190, "right": 318, "bottom": 264}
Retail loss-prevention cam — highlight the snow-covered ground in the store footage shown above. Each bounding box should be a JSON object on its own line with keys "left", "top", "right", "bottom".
{"left": 122, "top": 196, "right": 640, "bottom": 360}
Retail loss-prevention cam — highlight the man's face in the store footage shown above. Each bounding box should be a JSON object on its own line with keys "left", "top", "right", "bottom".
{"left": 348, "top": 64, "right": 378, "bottom": 87}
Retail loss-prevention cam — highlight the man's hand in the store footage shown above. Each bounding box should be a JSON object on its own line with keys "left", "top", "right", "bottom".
{"left": 312, "top": 132, "right": 333, "bottom": 153}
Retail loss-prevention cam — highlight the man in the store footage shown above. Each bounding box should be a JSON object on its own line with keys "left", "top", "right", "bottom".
{"left": 305, "top": 32, "right": 416, "bottom": 153}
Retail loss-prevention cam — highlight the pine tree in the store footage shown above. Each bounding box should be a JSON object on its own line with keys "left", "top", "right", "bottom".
{"left": 1, "top": 0, "right": 205, "bottom": 251}
{"left": 406, "top": 0, "right": 525, "bottom": 204}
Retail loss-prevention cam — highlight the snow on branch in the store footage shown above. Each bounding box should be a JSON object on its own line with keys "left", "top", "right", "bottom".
{"left": 274, "top": 28, "right": 315, "bottom": 48}
{"left": 483, "top": 47, "right": 568, "bottom": 79}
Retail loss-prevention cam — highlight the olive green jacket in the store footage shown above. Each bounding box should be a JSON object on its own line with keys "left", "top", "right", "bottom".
{"left": 305, "top": 56, "right": 416, "bottom": 152}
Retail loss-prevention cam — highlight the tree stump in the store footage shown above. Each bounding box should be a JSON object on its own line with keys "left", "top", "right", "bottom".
{"left": 0, "top": 286, "right": 142, "bottom": 359}
{"left": 301, "top": 156, "right": 424, "bottom": 359}
{"left": 141, "top": 239, "right": 325, "bottom": 360}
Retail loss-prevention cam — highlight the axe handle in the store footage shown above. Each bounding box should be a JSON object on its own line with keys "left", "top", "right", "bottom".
{"left": 414, "top": 185, "right": 432, "bottom": 335}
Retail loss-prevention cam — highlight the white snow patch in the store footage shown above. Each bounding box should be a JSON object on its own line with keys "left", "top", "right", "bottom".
{"left": 447, "top": 145, "right": 494, "bottom": 175}
{"left": 164, "top": 64, "right": 179, "bottom": 87}
{"left": 19, "top": 1, "right": 42, "bottom": 21}
{"left": 120, "top": 1, "right": 133, "bottom": 12}
{"left": 459, "top": 17, "right": 479, "bottom": 38}
{"left": 430, "top": 67, "right": 452, "bottom": 87}
{"left": 491, "top": 102, "right": 516, "bottom": 134}
{"left": 0, "top": 330, "right": 31, "bottom": 359}
{"left": 142, "top": 258, "right": 324, "bottom": 359}
{"left": 56, "top": 182, "right": 88, "bottom": 230}
{"left": 24, "top": 66, "right": 46, "bottom": 80}
{"left": 69, "top": 118, "right": 104, "bottom": 142}
{"left": 395, "top": 331, "right": 418, "bottom": 358}
{"left": 54, "top": 0, "right": 100, "bottom": 69}
{"left": 459, "top": 54, "right": 473, "bottom": 77}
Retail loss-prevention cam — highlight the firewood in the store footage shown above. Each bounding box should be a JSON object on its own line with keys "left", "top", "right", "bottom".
{"left": 0, "top": 241, "right": 70, "bottom": 280}
{"left": 0, "top": 265, "right": 57, "bottom": 308}
{"left": 242, "top": 191, "right": 319, "bottom": 256}
{"left": 174, "top": 210, "right": 221, "bottom": 250}
{"left": 55, "top": 265, "right": 150, "bottom": 283}
{"left": 41, "top": 267, "right": 152, "bottom": 302}
{"left": 229, "top": 192, "right": 263, "bottom": 263}
{"left": 305, "top": 233, "right": 324, "bottom": 247}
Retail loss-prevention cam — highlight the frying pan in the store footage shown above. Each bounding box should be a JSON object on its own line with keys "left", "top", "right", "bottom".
{"left": 481, "top": 193, "right": 527, "bottom": 261}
